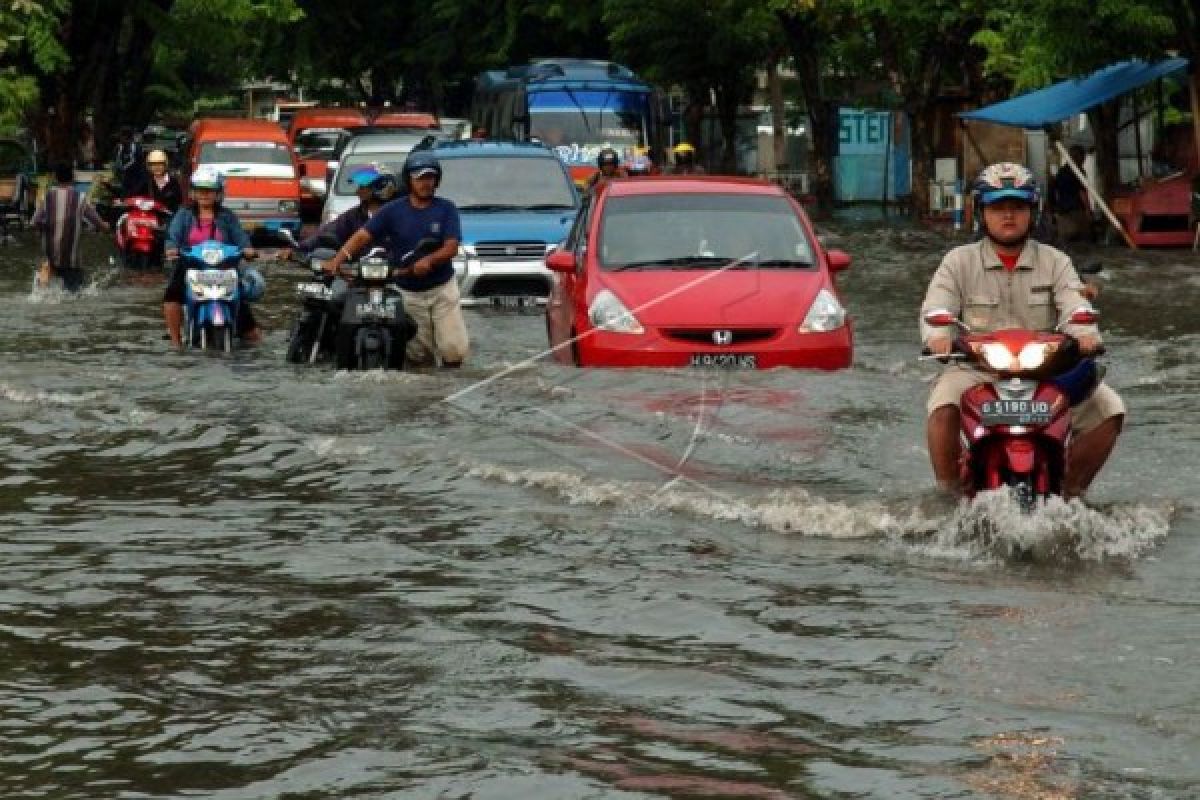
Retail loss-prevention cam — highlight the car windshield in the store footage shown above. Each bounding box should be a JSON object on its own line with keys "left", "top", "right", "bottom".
{"left": 439, "top": 155, "right": 576, "bottom": 210}
{"left": 294, "top": 129, "right": 346, "bottom": 158}
{"left": 333, "top": 155, "right": 409, "bottom": 195}
{"left": 598, "top": 193, "right": 817, "bottom": 270}
{"left": 199, "top": 141, "right": 293, "bottom": 167}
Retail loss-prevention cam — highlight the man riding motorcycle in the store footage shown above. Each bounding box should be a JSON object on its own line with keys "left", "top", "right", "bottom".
{"left": 586, "top": 147, "right": 626, "bottom": 192}
{"left": 921, "top": 162, "right": 1124, "bottom": 499}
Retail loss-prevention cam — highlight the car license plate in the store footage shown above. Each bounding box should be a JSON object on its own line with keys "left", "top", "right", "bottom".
{"left": 980, "top": 399, "right": 1052, "bottom": 426}
{"left": 689, "top": 353, "right": 757, "bottom": 369}
{"left": 489, "top": 295, "right": 537, "bottom": 309}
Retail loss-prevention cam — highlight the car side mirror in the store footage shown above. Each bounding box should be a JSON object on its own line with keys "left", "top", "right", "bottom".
{"left": 545, "top": 250, "right": 576, "bottom": 273}
{"left": 826, "top": 249, "right": 851, "bottom": 271}
{"left": 297, "top": 163, "right": 307, "bottom": 177}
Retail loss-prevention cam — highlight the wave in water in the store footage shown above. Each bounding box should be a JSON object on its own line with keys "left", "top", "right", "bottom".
{"left": 465, "top": 462, "right": 1173, "bottom": 562}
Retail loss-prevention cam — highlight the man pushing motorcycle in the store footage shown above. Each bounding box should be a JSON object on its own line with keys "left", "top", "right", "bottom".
{"left": 921, "top": 162, "right": 1124, "bottom": 499}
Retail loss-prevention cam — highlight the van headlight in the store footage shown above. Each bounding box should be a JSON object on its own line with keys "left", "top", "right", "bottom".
{"left": 588, "top": 289, "right": 643, "bottom": 334}
{"left": 279, "top": 200, "right": 298, "bottom": 214}
{"left": 798, "top": 288, "right": 846, "bottom": 332}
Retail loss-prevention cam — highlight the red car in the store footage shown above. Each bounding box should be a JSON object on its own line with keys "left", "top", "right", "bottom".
{"left": 544, "top": 176, "right": 853, "bottom": 369}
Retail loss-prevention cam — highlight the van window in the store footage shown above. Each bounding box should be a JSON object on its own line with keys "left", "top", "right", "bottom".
{"left": 199, "top": 141, "right": 293, "bottom": 167}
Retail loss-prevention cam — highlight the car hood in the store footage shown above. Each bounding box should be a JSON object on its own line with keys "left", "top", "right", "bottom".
{"left": 597, "top": 269, "right": 829, "bottom": 327}
{"left": 459, "top": 209, "right": 576, "bottom": 245}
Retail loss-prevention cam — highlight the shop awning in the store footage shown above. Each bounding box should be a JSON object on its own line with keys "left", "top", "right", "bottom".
{"left": 958, "top": 57, "right": 1189, "bottom": 129}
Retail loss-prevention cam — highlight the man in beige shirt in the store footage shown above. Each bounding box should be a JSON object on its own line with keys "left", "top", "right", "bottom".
{"left": 921, "top": 162, "right": 1124, "bottom": 498}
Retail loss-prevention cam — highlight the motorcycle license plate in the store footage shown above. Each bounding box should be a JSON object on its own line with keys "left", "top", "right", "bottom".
{"left": 689, "top": 353, "right": 757, "bottom": 369}
{"left": 980, "top": 399, "right": 1052, "bottom": 426}
{"left": 356, "top": 302, "right": 395, "bottom": 319}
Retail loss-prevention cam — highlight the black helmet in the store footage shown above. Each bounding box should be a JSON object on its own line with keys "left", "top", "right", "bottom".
{"left": 596, "top": 147, "right": 620, "bottom": 168}
{"left": 403, "top": 150, "right": 442, "bottom": 189}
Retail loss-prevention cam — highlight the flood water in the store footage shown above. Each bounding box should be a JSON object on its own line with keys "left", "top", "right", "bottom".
{"left": 1, "top": 218, "right": 1196, "bottom": 799}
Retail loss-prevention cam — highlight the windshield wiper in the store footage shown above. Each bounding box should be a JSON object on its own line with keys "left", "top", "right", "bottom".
{"left": 609, "top": 256, "right": 729, "bottom": 271}
{"left": 457, "top": 203, "right": 522, "bottom": 212}
{"left": 755, "top": 258, "right": 815, "bottom": 268}
{"left": 522, "top": 203, "right": 576, "bottom": 211}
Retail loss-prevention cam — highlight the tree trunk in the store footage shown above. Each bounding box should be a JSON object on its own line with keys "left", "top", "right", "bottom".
{"left": 908, "top": 104, "right": 935, "bottom": 218}
{"left": 1088, "top": 100, "right": 1122, "bottom": 201}
{"left": 768, "top": 54, "right": 786, "bottom": 171}
{"left": 714, "top": 84, "right": 740, "bottom": 174}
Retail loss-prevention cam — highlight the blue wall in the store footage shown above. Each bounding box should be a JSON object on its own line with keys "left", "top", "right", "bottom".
{"left": 834, "top": 109, "right": 911, "bottom": 203}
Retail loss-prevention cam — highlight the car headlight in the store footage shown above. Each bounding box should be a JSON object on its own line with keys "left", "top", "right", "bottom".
{"left": 1017, "top": 342, "right": 1050, "bottom": 370}
{"left": 798, "top": 288, "right": 846, "bottom": 333}
{"left": 588, "top": 289, "right": 643, "bottom": 334}
{"left": 980, "top": 342, "right": 1015, "bottom": 371}
{"left": 279, "top": 200, "right": 298, "bottom": 213}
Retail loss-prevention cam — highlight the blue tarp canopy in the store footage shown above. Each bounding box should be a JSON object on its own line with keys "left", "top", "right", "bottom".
{"left": 958, "top": 58, "right": 1189, "bottom": 129}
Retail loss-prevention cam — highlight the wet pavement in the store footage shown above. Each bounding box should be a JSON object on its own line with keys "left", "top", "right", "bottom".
{"left": 0, "top": 218, "right": 1197, "bottom": 798}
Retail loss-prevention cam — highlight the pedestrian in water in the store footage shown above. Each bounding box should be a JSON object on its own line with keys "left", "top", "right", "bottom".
{"left": 31, "top": 162, "right": 111, "bottom": 291}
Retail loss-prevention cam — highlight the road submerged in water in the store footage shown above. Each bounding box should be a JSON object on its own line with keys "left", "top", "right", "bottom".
{"left": 0, "top": 218, "right": 1196, "bottom": 798}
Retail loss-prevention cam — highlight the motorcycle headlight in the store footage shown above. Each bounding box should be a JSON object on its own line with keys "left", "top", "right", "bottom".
{"left": 279, "top": 200, "right": 298, "bottom": 214}
{"left": 588, "top": 289, "right": 643, "bottom": 334}
{"left": 798, "top": 288, "right": 847, "bottom": 333}
{"left": 200, "top": 247, "right": 223, "bottom": 266}
{"left": 980, "top": 342, "right": 1016, "bottom": 371}
{"left": 1017, "top": 342, "right": 1050, "bottom": 370}
{"left": 359, "top": 259, "right": 390, "bottom": 280}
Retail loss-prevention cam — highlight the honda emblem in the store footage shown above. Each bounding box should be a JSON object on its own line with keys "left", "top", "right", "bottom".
{"left": 712, "top": 329, "right": 734, "bottom": 346}
{"left": 505, "top": 245, "right": 517, "bottom": 256}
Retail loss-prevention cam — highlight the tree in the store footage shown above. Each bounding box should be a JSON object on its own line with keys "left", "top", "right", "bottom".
{"left": 845, "top": 0, "right": 990, "bottom": 216}
{"left": 773, "top": 0, "right": 847, "bottom": 210}
{"left": 0, "top": 0, "right": 68, "bottom": 132}
{"left": 973, "top": 0, "right": 1175, "bottom": 198}
{"left": 604, "top": 0, "right": 778, "bottom": 172}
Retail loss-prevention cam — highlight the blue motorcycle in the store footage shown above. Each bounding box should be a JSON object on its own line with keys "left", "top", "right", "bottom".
{"left": 178, "top": 240, "right": 264, "bottom": 352}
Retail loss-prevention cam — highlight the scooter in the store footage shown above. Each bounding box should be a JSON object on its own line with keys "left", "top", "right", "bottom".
{"left": 922, "top": 305, "right": 1104, "bottom": 511}
{"left": 114, "top": 195, "right": 171, "bottom": 270}
{"left": 332, "top": 243, "right": 424, "bottom": 370}
{"left": 178, "top": 240, "right": 258, "bottom": 353}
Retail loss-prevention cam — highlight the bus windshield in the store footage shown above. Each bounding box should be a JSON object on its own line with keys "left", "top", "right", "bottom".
{"left": 528, "top": 89, "right": 649, "bottom": 166}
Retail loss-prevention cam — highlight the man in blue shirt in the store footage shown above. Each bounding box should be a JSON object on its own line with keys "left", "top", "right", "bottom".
{"left": 325, "top": 151, "right": 469, "bottom": 367}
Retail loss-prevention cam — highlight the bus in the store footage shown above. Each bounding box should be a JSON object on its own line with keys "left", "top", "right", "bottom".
{"left": 471, "top": 59, "right": 668, "bottom": 186}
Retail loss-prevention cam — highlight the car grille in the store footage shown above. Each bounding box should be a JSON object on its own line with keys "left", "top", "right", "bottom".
{"left": 469, "top": 276, "right": 551, "bottom": 298}
{"left": 228, "top": 199, "right": 284, "bottom": 213}
{"left": 663, "top": 328, "right": 779, "bottom": 345}
{"left": 473, "top": 242, "right": 550, "bottom": 260}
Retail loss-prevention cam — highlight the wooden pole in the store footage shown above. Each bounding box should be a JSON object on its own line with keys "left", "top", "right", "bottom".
{"left": 1055, "top": 140, "right": 1137, "bottom": 249}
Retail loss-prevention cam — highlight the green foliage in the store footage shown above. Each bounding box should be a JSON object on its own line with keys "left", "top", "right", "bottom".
{"left": 974, "top": 0, "right": 1176, "bottom": 89}
{"left": 0, "top": 0, "right": 68, "bottom": 129}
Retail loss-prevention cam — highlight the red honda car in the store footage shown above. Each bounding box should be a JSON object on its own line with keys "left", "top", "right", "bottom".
{"left": 544, "top": 176, "right": 853, "bottom": 369}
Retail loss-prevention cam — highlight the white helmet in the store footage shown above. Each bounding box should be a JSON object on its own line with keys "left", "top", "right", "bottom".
{"left": 190, "top": 165, "right": 224, "bottom": 192}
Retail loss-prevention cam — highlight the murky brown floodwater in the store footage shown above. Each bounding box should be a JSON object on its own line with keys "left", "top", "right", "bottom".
{"left": 1, "top": 215, "right": 1196, "bottom": 799}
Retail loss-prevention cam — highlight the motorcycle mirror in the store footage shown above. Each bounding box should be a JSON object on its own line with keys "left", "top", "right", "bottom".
{"left": 923, "top": 309, "right": 966, "bottom": 329}
{"left": 1065, "top": 305, "right": 1100, "bottom": 325}
{"left": 277, "top": 228, "right": 299, "bottom": 248}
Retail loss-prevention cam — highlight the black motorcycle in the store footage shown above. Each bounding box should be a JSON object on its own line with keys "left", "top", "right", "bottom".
{"left": 333, "top": 242, "right": 430, "bottom": 370}
{"left": 285, "top": 245, "right": 343, "bottom": 365}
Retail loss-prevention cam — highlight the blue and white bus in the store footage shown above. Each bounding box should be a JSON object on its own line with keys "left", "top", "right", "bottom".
{"left": 471, "top": 59, "right": 667, "bottom": 186}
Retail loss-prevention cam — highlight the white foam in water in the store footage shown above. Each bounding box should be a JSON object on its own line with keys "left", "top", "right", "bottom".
{"left": 905, "top": 489, "right": 1173, "bottom": 563}
{"left": 0, "top": 382, "right": 106, "bottom": 407}
{"left": 465, "top": 463, "right": 1172, "bottom": 562}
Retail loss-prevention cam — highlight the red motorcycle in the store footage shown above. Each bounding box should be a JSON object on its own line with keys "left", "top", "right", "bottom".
{"left": 114, "top": 196, "right": 171, "bottom": 271}
{"left": 923, "top": 306, "right": 1103, "bottom": 510}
